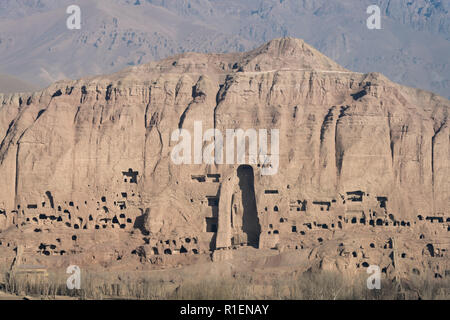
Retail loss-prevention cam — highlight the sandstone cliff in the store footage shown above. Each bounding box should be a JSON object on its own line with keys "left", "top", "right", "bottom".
{"left": 0, "top": 38, "right": 448, "bottom": 280}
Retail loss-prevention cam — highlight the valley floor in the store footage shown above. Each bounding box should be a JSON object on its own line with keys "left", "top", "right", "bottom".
{"left": 1, "top": 247, "right": 448, "bottom": 300}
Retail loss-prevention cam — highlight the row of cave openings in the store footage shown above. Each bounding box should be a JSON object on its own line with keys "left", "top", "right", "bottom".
{"left": 9, "top": 169, "right": 143, "bottom": 233}
{"left": 133, "top": 236, "right": 201, "bottom": 257}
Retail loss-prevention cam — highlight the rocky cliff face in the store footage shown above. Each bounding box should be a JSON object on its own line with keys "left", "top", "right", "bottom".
{"left": 0, "top": 38, "right": 448, "bottom": 279}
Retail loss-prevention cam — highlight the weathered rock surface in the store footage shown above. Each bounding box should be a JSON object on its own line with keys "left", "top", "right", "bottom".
{"left": 0, "top": 38, "right": 448, "bottom": 283}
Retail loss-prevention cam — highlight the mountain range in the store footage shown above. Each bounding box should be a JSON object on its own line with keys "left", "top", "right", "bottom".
{"left": 0, "top": 0, "right": 449, "bottom": 98}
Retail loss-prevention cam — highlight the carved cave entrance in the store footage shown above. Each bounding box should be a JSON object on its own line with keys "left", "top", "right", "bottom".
{"left": 237, "top": 165, "right": 261, "bottom": 248}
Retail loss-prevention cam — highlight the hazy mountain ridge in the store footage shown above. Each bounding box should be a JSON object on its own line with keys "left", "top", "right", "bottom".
{"left": 0, "top": 73, "right": 37, "bottom": 93}
{"left": 0, "top": 0, "right": 448, "bottom": 98}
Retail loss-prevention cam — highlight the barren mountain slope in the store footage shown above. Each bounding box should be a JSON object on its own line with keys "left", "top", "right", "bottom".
{"left": 0, "top": 38, "right": 448, "bottom": 283}
{"left": 0, "top": 0, "right": 449, "bottom": 98}
{"left": 0, "top": 74, "right": 38, "bottom": 93}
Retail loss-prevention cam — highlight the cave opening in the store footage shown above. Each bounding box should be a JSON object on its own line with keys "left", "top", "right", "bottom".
{"left": 237, "top": 165, "right": 261, "bottom": 248}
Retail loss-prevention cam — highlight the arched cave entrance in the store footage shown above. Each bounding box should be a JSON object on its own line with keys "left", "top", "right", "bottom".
{"left": 237, "top": 165, "right": 261, "bottom": 248}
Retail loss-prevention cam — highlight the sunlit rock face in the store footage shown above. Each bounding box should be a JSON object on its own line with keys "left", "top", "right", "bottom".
{"left": 0, "top": 38, "right": 448, "bottom": 280}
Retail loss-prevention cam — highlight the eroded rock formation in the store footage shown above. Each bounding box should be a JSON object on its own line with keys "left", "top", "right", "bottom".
{"left": 0, "top": 38, "right": 448, "bottom": 281}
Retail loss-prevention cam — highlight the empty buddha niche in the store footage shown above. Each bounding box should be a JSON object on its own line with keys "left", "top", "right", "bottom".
{"left": 231, "top": 165, "right": 261, "bottom": 248}
{"left": 231, "top": 191, "right": 245, "bottom": 245}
